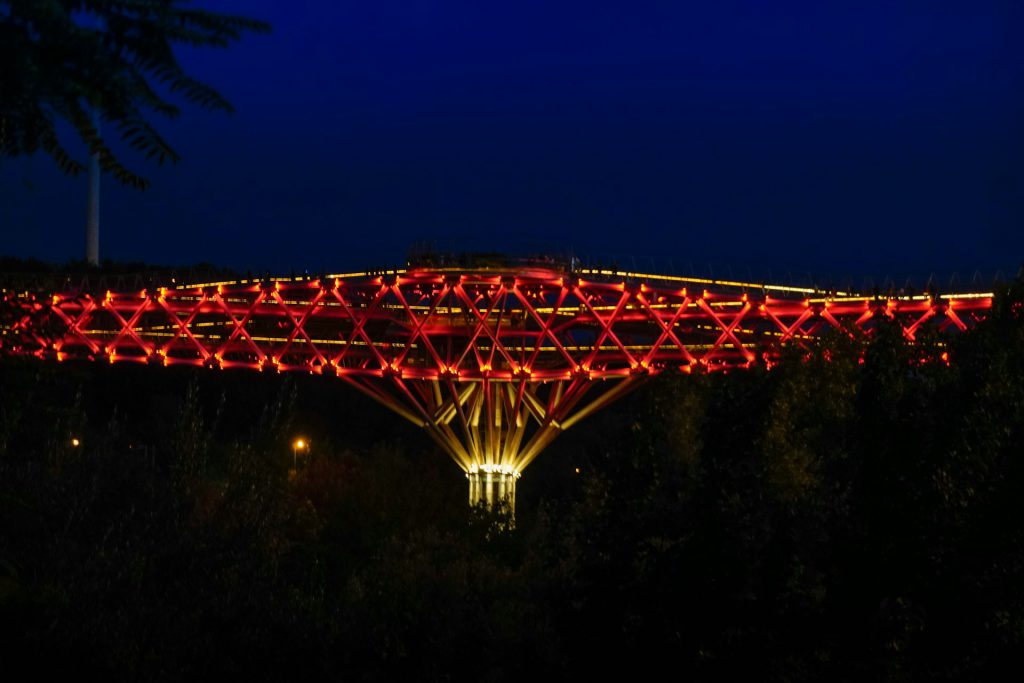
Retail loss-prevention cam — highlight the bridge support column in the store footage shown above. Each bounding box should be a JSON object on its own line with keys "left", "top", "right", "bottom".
{"left": 346, "top": 374, "right": 642, "bottom": 515}
{"left": 467, "top": 469, "right": 518, "bottom": 515}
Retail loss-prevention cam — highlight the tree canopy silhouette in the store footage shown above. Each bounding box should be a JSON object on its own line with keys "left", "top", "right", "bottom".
{"left": 0, "top": 0, "right": 270, "bottom": 189}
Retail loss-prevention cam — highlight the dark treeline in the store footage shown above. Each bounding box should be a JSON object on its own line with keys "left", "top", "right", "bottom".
{"left": 1, "top": 283, "right": 1022, "bottom": 681}
{"left": 0, "top": 256, "right": 241, "bottom": 295}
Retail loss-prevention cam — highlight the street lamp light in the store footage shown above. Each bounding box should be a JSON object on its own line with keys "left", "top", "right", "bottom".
{"left": 71, "top": 437, "right": 81, "bottom": 448}
{"left": 292, "top": 437, "right": 308, "bottom": 469}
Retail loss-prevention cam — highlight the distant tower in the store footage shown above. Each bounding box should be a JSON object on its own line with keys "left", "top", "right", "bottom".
{"left": 85, "top": 109, "right": 100, "bottom": 266}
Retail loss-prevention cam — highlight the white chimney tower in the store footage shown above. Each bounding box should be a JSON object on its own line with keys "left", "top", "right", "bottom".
{"left": 85, "top": 109, "right": 100, "bottom": 266}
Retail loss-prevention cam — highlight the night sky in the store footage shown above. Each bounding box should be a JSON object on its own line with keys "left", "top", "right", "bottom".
{"left": 2, "top": 0, "right": 1022, "bottom": 285}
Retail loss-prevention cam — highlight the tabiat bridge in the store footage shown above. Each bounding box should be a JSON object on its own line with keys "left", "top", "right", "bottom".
{"left": 0, "top": 262, "right": 994, "bottom": 511}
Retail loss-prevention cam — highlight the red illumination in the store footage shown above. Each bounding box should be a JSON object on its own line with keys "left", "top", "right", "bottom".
{"left": 0, "top": 268, "right": 994, "bottom": 378}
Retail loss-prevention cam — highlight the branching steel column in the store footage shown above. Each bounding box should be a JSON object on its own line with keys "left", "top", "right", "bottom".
{"left": 368, "top": 376, "right": 640, "bottom": 510}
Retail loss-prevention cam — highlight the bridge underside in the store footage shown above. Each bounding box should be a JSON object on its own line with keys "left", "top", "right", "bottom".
{"left": 346, "top": 374, "right": 640, "bottom": 508}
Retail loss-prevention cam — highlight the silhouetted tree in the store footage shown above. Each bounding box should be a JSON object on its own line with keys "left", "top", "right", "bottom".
{"left": 0, "top": 0, "right": 269, "bottom": 188}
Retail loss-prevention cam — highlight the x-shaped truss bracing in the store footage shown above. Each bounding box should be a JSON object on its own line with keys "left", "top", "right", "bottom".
{"left": 0, "top": 269, "right": 994, "bottom": 508}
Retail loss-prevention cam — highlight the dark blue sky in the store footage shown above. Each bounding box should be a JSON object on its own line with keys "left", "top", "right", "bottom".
{"left": 2, "top": 0, "right": 1022, "bottom": 283}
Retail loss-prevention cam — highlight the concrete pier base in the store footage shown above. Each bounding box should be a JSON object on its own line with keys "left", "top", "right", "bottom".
{"left": 467, "top": 470, "right": 518, "bottom": 515}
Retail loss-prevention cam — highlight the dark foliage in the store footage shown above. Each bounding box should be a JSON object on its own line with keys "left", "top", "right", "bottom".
{"left": 0, "top": 0, "right": 269, "bottom": 188}
{"left": 0, "top": 282, "right": 1021, "bottom": 680}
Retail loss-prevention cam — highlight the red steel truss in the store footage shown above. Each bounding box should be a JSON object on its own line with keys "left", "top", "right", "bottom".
{"left": 0, "top": 266, "right": 993, "bottom": 506}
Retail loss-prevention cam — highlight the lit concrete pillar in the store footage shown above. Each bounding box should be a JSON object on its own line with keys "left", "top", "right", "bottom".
{"left": 467, "top": 468, "right": 518, "bottom": 516}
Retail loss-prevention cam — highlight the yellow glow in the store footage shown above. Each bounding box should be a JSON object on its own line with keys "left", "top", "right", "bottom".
{"left": 468, "top": 463, "right": 520, "bottom": 476}
{"left": 294, "top": 438, "right": 306, "bottom": 450}
{"left": 577, "top": 267, "right": 853, "bottom": 296}
{"left": 71, "top": 438, "right": 80, "bottom": 447}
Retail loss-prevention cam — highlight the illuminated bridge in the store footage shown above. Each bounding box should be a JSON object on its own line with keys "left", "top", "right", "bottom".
{"left": 0, "top": 264, "right": 994, "bottom": 510}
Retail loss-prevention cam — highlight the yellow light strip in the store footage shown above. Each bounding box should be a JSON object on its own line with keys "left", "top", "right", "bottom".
{"left": 578, "top": 268, "right": 843, "bottom": 295}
